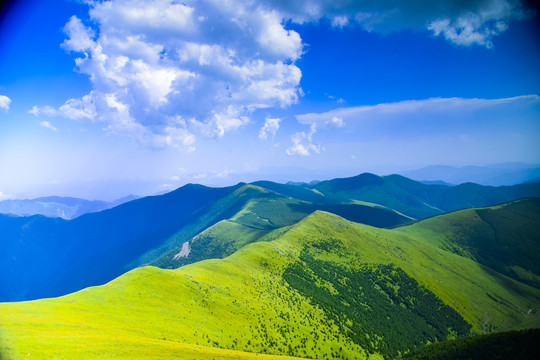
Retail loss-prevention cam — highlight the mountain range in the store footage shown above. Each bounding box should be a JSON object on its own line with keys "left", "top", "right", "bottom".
{"left": 403, "top": 163, "right": 540, "bottom": 186}
{"left": 0, "top": 195, "right": 139, "bottom": 219}
{"left": 0, "top": 172, "right": 539, "bottom": 359}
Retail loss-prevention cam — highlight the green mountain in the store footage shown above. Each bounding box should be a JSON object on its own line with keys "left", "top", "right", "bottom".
{"left": 2, "top": 173, "right": 539, "bottom": 303}
{"left": 396, "top": 198, "right": 540, "bottom": 289}
{"left": 0, "top": 181, "right": 408, "bottom": 302}
{"left": 1, "top": 210, "right": 538, "bottom": 360}
{"left": 150, "top": 184, "right": 410, "bottom": 270}
{"left": 309, "top": 173, "right": 540, "bottom": 219}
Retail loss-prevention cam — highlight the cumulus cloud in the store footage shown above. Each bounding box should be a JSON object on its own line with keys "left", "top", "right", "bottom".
{"left": 35, "top": 0, "right": 530, "bottom": 148}
{"left": 35, "top": 0, "right": 303, "bottom": 148}
{"left": 286, "top": 124, "right": 320, "bottom": 156}
{"left": 0, "top": 95, "right": 11, "bottom": 111}
{"left": 29, "top": 92, "right": 96, "bottom": 120}
{"left": 267, "top": 0, "right": 528, "bottom": 47}
{"left": 259, "top": 117, "right": 281, "bottom": 139}
{"left": 40, "top": 121, "right": 58, "bottom": 131}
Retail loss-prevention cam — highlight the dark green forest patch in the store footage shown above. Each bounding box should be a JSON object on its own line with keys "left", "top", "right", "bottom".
{"left": 282, "top": 250, "right": 472, "bottom": 359}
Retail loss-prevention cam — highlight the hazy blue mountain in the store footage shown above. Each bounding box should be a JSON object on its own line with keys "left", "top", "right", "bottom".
{"left": 404, "top": 163, "right": 540, "bottom": 186}
{"left": 0, "top": 195, "right": 140, "bottom": 219}
{"left": 0, "top": 184, "right": 240, "bottom": 301}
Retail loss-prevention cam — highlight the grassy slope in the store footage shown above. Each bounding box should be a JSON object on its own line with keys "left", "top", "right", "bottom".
{"left": 150, "top": 184, "right": 410, "bottom": 270}
{"left": 396, "top": 198, "right": 540, "bottom": 289}
{"left": 2, "top": 211, "right": 539, "bottom": 360}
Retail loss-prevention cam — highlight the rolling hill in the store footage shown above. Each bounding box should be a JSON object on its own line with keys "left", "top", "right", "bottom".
{"left": 0, "top": 181, "right": 409, "bottom": 302}
{"left": 1, "top": 210, "right": 538, "bottom": 359}
{"left": 396, "top": 197, "right": 540, "bottom": 289}
{"left": 403, "top": 163, "right": 540, "bottom": 187}
{"left": 1, "top": 173, "right": 539, "bottom": 303}
{"left": 0, "top": 183, "right": 241, "bottom": 301}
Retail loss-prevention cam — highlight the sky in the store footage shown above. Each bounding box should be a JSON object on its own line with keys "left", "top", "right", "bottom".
{"left": 1, "top": 0, "right": 539, "bottom": 200}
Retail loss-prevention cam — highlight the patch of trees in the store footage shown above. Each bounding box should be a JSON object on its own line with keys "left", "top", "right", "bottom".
{"left": 282, "top": 249, "right": 471, "bottom": 359}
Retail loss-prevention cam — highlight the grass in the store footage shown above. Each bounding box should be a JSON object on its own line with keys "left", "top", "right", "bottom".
{"left": 2, "top": 210, "right": 539, "bottom": 359}
{"left": 395, "top": 198, "right": 540, "bottom": 289}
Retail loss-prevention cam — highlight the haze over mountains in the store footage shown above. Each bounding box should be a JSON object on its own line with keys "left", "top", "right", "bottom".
{"left": 403, "top": 163, "right": 540, "bottom": 186}
{"left": 0, "top": 195, "right": 139, "bottom": 219}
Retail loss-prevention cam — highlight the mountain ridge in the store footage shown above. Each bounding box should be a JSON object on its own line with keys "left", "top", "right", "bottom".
{"left": 1, "top": 207, "right": 538, "bottom": 359}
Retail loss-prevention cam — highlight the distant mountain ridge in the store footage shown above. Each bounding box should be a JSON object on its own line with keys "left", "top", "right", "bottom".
{"left": 404, "top": 163, "right": 540, "bottom": 186}
{"left": 307, "top": 172, "right": 540, "bottom": 219}
{"left": 0, "top": 194, "right": 139, "bottom": 219}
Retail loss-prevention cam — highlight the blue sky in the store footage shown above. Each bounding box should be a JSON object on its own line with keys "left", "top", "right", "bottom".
{"left": 1, "top": 0, "right": 539, "bottom": 200}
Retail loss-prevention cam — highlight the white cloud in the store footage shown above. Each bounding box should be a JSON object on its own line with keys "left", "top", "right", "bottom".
{"left": 259, "top": 117, "right": 281, "bottom": 140}
{"left": 330, "top": 115, "right": 344, "bottom": 127}
{"left": 266, "top": 0, "right": 527, "bottom": 47}
{"left": 34, "top": 0, "right": 530, "bottom": 149}
{"left": 332, "top": 16, "right": 349, "bottom": 28}
{"left": 36, "top": 0, "right": 304, "bottom": 149}
{"left": 295, "top": 95, "right": 540, "bottom": 143}
{"left": 40, "top": 121, "right": 58, "bottom": 131}
{"left": 61, "top": 15, "right": 96, "bottom": 52}
{"left": 0, "top": 191, "right": 14, "bottom": 200}
{"left": 297, "top": 95, "right": 540, "bottom": 126}
{"left": 286, "top": 124, "right": 320, "bottom": 156}
{"left": 29, "top": 92, "right": 96, "bottom": 120}
{"left": 0, "top": 95, "right": 11, "bottom": 111}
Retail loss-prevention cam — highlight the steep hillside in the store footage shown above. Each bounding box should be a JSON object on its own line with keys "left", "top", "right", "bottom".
{"left": 2, "top": 173, "right": 539, "bottom": 303}
{"left": 150, "top": 184, "right": 410, "bottom": 269}
{"left": 0, "top": 183, "right": 241, "bottom": 301}
{"left": 396, "top": 198, "right": 540, "bottom": 289}
{"left": 310, "top": 173, "right": 540, "bottom": 219}
{"left": 0, "top": 182, "right": 410, "bottom": 302}
{"left": 1, "top": 211, "right": 538, "bottom": 360}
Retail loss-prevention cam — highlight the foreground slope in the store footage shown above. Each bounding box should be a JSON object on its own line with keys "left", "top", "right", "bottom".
{"left": 397, "top": 198, "right": 540, "bottom": 289}
{"left": 1, "top": 211, "right": 538, "bottom": 360}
